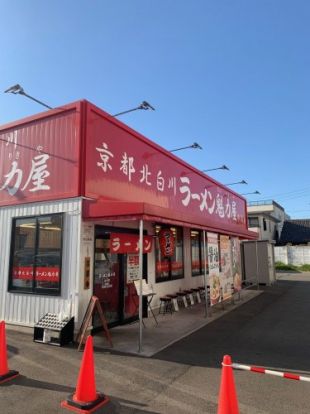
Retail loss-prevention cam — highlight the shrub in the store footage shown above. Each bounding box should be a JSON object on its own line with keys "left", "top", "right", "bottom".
{"left": 275, "top": 262, "right": 299, "bottom": 271}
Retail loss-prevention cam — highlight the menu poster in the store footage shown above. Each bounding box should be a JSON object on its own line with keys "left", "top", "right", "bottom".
{"left": 220, "top": 235, "right": 233, "bottom": 300}
{"left": 82, "top": 223, "right": 94, "bottom": 243}
{"left": 231, "top": 237, "right": 242, "bottom": 292}
{"left": 207, "top": 232, "right": 221, "bottom": 306}
{"left": 127, "top": 254, "right": 140, "bottom": 282}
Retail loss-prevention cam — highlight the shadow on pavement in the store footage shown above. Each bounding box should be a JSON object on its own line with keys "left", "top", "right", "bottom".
{"left": 1, "top": 375, "right": 75, "bottom": 393}
{"left": 1, "top": 375, "right": 160, "bottom": 413}
{"left": 114, "top": 397, "right": 161, "bottom": 414}
{"left": 7, "top": 344, "right": 19, "bottom": 357}
{"left": 152, "top": 280, "right": 310, "bottom": 375}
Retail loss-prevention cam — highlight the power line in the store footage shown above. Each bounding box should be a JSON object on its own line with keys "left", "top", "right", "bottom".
{"left": 276, "top": 192, "right": 310, "bottom": 202}
{"left": 286, "top": 209, "right": 310, "bottom": 213}
{"left": 262, "top": 186, "right": 310, "bottom": 200}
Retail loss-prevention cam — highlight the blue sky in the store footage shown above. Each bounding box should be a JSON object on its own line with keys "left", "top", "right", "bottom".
{"left": 1, "top": 1, "right": 310, "bottom": 218}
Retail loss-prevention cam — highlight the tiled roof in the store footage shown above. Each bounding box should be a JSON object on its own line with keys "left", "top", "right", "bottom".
{"left": 278, "top": 219, "right": 310, "bottom": 245}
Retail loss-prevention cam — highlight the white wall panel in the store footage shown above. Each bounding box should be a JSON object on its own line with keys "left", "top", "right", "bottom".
{"left": 0, "top": 198, "right": 82, "bottom": 326}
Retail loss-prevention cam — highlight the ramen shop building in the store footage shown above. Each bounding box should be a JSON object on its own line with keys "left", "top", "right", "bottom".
{"left": 0, "top": 100, "right": 256, "bottom": 330}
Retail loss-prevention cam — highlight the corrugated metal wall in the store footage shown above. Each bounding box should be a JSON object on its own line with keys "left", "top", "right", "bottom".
{"left": 0, "top": 198, "right": 82, "bottom": 326}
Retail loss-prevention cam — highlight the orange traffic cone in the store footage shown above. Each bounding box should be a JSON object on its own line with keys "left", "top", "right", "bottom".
{"left": 217, "top": 355, "right": 239, "bottom": 414}
{"left": 61, "top": 335, "right": 110, "bottom": 413}
{"left": 0, "top": 321, "right": 19, "bottom": 384}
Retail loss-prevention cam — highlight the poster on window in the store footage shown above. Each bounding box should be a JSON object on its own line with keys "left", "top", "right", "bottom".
{"left": 207, "top": 232, "right": 221, "bottom": 306}
{"left": 127, "top": 254, "right": 140, "bottom": 282}
{"left": 220, "top": 235, "right": 233, "bottom": 300}
{"left": 231, "top": 237, "right": 242, "bottom": 292}
{"left": 13, "top": 266, "right": 60, "bottom": 283}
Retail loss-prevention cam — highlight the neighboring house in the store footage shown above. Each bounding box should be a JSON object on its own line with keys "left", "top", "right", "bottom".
{"left": 277, "top": 220, "right": 310, "bottom": 245}
{"left": 247, "top": 200, "right": 289, "bottom": 242}
{"left": 275, "top": 220, "right": 310, "bottom": 265}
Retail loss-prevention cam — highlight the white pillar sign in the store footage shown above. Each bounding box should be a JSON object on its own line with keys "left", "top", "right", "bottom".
{"left": 207, "top": 232, "right": 221, "bottom": 306}
{"left": 220, "top": 235, "right": 233, "bottom": 300}
{"left": 231, "top": 237, "right": 242, "bottom": 292}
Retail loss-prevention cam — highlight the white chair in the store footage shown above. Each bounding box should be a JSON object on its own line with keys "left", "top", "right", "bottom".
{"left": 133, "top": 279, "right": 158, "bottom": 325}
{"left": 134, "top": 279, "right": 153, "bottom": 296}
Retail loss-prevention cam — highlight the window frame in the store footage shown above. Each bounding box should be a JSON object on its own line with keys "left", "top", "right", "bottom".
{"left": 190, "top": 229, "right": 203, "bottom": 276}
{"left": 248, "top": 216, "right": 259, "bottom": 228}
{"left": 263, "top": 218, "right": 267, "bottom": 231}
{"left": 8, "top": 213, "right": 64, "bottom": 296}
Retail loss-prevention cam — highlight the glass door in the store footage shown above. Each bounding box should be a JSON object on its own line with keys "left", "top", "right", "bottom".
{"left": 93, "top": 227, "right": 148, "bottom": 329}
{"left": 93, "top": 237, "right": 120, "bottom": 326}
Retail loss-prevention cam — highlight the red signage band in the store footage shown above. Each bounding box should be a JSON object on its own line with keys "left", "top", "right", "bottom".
{"left": 13, "top": 266, "right": 60, "bottom": 283}
{"left": 0, "top": 105, "right": 81, "bottom": 207}
{"left": 0, "top": 101, "right": 253, "bottom": 240}
{"left": 84, "top": 103, "right": 248, "bottom": 232}
{"left": 110, "top": 233, "right": 153, "bottom": 254}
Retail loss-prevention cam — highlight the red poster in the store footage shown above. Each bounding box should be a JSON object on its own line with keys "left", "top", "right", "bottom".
{"left": 158, "top": 228, "right": 175, "bottom": 257}
{"left": 12, "top": 266, "right": 33, "bottom": 280}
{"left": 110, "top": 233, "right": 152, "bottom": 254}
{"left": 156, "top": 261, "right": 170, "bottom": 273}
{"left": 171, "top": 261, "right": 183, "bottom": 271}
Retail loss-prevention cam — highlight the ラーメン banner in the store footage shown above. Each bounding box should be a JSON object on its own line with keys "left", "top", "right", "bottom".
{"left": 110, "top": 233, "right": 152, "bottom": 254}
{"left": 220, "top": 235, "right": 233, "bottom": 300}
{"left": 207, "top": 232, "right": 221, "bottom": 306}
{"left": 231, "top": 237, "right": 242, "bottom": 291}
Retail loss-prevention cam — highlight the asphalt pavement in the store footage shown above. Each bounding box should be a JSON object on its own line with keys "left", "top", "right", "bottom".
{"left": 2, "top": 272, "right": 310, "bottom": 413}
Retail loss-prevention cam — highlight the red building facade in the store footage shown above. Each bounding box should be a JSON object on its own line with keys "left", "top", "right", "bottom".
{"left": 0, "top": 100, "right": 256, "bottom": 328}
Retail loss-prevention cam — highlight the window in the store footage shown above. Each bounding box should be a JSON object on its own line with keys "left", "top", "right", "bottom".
{"left": 155, "top": 225, "right": 184, "bottom": 282}
{"left": 191, "top": 230, "right": 202, "bottom": 276}
{"left": 191, "top": 230, "right": 209, "bottom": 276}
{"left": 263, "top": 218, "right": 267, "bottom": 231}
{"left": 248, "top": 217, "right": 259, "bottom": 227}
{"left": 9, "top": 214, "right": 63, "bottom": 295}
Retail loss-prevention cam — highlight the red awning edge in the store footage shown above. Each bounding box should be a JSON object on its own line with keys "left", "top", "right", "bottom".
{"left": 82, "top": 199, "right": 258, "bottom": 240}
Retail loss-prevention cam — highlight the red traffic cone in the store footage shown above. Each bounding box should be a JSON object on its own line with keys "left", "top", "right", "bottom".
{"left": 61, "top": 335, "right": 110, "bottom": 413}
{"left": 217, "top": 355, "right": 239, "bottom": 414}
{"left": 0, "top": 321, "right": 19, "bottom": 384}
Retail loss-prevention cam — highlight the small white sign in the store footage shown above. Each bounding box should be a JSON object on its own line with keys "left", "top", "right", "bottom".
{"left": 82, "top": 223, "right": 94, "bottom": 243}
{"left": 127, "top": 254, "right": 140, "bottom": 282}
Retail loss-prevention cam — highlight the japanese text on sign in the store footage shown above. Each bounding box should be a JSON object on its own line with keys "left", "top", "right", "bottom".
{"left": 0, "top": 132, "right": 51, "bottom": 196}
{"left": 110, "top": 233, "right": 153, "bottom": 254}
{"left": 95, "top": 141, "right": 242, "bottom": 223}
{"left": 13, "top": 266, "right": 60, "bottom": 283}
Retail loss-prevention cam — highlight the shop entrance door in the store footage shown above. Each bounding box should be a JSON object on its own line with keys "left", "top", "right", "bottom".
{"left": 93, "top": 237, "right": 121, "bottom": 326}
{"left": 93, "top": 228, "right": 147, "bottom": 329}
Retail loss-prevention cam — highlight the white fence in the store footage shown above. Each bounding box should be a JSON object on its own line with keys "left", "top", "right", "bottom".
{"left": 275, "top": 246, "right": 310, "bottom": 265}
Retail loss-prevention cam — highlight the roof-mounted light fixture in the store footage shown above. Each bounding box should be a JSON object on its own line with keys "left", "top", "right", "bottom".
{"left": 203, "top": 164, "right": 229, "bottom": 172}
{"left": 170, "top": 142, "right": 203, "bottom": 152}
{"left": 225, "top": 180, "right": 248, "bottom": 186}
{"left": 241, "top": 190, "right": 260, "bottom": 196}
{"left": 113, "top": 101, "right": 155, "bottom": 117}
{"left": 4, "top": 84, "right": 52, "bottom": 109}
